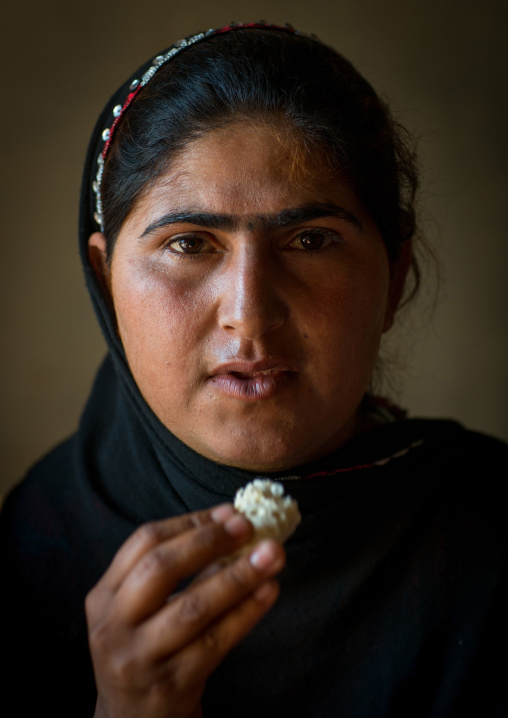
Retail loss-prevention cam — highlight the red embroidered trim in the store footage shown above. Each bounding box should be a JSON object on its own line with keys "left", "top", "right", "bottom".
{"left": 216, "top": 22, "right": 293, "bottom": 35}
{"left": 302, "top": 439, "right": 425, "bottom": 480}
{"left": 101, "top": 88, "right": 141, "bottom": 159}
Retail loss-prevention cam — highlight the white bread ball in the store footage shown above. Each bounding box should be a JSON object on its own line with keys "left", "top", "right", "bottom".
{"left": 234, "top": 479, "right": 301, "bottom": 545}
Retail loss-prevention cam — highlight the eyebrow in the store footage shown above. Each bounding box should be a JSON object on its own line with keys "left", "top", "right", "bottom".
{"left": 139, "top": 202, "right": 363, "bottom": 238}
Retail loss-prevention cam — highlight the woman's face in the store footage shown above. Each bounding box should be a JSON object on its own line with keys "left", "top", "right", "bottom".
{"left": 90, "top": 122, "right": 408, "bottom": 472}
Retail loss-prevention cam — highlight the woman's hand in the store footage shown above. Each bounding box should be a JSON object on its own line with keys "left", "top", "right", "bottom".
{"left": 85, "top": 504, "right": 285, "bottom": 718}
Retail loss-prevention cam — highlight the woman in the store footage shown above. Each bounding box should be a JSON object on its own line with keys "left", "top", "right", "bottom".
{"left": 1, "top": 23, "right": 507, "bottom": 718}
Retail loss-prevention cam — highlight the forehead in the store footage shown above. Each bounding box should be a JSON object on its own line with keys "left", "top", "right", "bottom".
{"left": 134, "top": 121, "right": 360, "bottom": 217}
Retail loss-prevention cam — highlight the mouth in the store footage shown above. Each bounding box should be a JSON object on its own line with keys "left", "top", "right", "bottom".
{"left": 209, "top": 360, "right": 297, "bottom": 401}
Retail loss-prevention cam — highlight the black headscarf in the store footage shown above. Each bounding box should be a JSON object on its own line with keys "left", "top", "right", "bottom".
{"left": 2, "top": 24, "right": 508, "bottom": 718}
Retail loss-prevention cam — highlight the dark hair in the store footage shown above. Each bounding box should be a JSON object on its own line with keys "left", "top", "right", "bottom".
{"left": 102, "top": 28, "right": 420, "bottom": 291}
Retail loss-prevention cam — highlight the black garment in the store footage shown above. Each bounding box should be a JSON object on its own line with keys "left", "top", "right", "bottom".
{"left": 1, "top": 390, "right": 508, "bottom": 716}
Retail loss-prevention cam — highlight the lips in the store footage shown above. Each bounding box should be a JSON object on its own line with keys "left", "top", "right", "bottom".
{"left": 209, "top": 359, "right": 297, "bottom": 400}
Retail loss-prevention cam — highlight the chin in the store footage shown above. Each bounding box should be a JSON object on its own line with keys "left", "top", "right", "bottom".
{"left": 191, "top": 427, "right": 348, "bottom": 474}
{"left": 165, "top": 401, "right": 360, "bottom": 472}
{"left": 185, "top": 429, "right": 303, "bottom": 472}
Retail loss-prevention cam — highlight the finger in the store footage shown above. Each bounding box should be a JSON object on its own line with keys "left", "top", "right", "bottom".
{"left": 86, "top": 505, "right": 236, "bottom": 620}
{"left": 97, "top": 505, "right": 236, "bottom": 595}
{"left": 113, "top": 513, "right": 255, "bottom": 624}
{"left": 165, "top": 578, "right": 280, "bottom": 690}
{"left": 183, "top": 537, "right": 249, "bottom": 591}
{"left": 141, "top": 540, "right": 285, "bottom": 660}
{"left": 185, "top": 559, "right": 225, "bottom": 589}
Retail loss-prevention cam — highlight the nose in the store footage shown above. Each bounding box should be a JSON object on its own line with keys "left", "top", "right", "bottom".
{"left": 217, "top": 248, "right": 287, "bottom": 340}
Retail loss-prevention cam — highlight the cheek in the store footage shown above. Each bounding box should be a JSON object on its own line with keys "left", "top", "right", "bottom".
{"left": 111, "top": 259, "right": 211, "bottom": 381}
{"left": 308, "top": 260, "right": 390, "bottom": 379}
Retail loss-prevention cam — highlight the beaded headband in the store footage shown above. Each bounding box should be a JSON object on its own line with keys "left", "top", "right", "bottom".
{"left": 92, "top": 21, "right": 316, "bottom": 232}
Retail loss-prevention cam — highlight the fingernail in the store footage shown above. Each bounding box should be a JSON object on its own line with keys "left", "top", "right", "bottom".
{"left": 210, "top": 504, "right": 235, "bottom": 523}
{"left": 223, "top": 514, "right": 250, "bottom": 537}
{"left": 250, "top": 540, "right": 277, "bottom": 570}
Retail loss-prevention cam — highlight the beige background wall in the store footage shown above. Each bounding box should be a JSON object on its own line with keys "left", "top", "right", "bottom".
{"left": 1, "top": 0, "right": 507, "bottom": 496}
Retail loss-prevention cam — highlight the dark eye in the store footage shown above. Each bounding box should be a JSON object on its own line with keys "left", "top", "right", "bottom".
{"left": 288, "top": 230, "right": 339, "bottom": 251}
{"left": 167, "top": 235, "right": 212, "bottom": 254}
